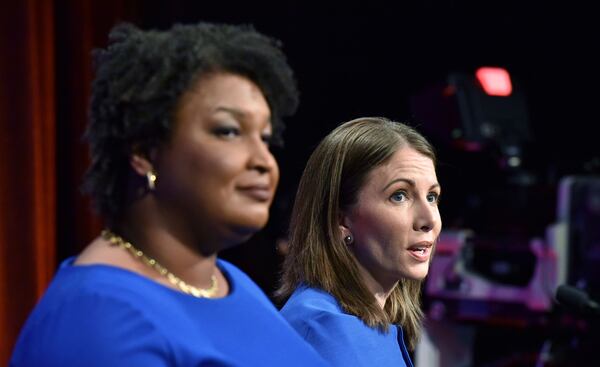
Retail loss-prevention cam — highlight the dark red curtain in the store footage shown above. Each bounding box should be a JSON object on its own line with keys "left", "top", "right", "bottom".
{"left": 0, "top": 0, "right": 56, "bottom": 362}
{"left": 0, "top": 1, "right": 138, "bottom": 363}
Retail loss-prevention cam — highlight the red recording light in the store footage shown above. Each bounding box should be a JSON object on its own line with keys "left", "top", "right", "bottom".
{"left": 476, "top": 67, "right": 512, "bottom": 96}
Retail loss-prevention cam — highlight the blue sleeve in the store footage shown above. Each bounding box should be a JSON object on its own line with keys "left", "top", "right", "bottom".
{"left": 10, "top": 292, "right": 171, "bottom": 367}
{"left": 286, "top": 311, "right": 365, "bottom": 367}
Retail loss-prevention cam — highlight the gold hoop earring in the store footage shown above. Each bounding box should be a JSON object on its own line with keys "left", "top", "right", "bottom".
{"left": 146, "top": 171, "right": 157, "bottom": 190}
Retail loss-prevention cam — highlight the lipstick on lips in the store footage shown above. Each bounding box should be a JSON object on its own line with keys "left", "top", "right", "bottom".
{"left": 407, "top": 241, "right": 433, "bottom": 262}
{"left": 237, "top": 184, "right": 273, "bottom": 202}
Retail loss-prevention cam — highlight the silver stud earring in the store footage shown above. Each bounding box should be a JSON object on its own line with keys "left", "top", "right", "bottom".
{"left": 344, "top": 234, "right": 353, "bottom": 244}
{"left": 146, "top": 171, "right": 157, "bottom": 190}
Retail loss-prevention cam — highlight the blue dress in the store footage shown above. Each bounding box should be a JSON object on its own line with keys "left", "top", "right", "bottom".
{"left": 280, "top": 286, "right": 414, "bottom": 367}
{"left": 10, "top": 258, "right": 329, "bottom": 367}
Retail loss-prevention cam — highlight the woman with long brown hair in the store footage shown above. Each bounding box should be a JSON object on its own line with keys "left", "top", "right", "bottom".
{"left": 278, "top": 117, "right": 442, "bottom": 367}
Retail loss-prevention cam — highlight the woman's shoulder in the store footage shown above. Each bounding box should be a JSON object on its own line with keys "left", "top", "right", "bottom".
{"left": 29, "top": 256, "right": 213, "bottom": 338}
{"left": 279, "top": 287, "right": 408, "bottom": 367}
{"left": 280, "top": 286, "right": 353, "bottom": 333}
{"left": 280, "top": 286, "right": 390, "bottom": 339}
{"left": 282, "top": 286, "right": 341, "bottom": 314}
{"left": 25, "top": 257, "right": 176, "bottom": 331}
{"left": 48, "top": 256, "right": 268, "bottom": 312}
{"left": 48, "top": 256, "right": 171, "bottom": 302}
{"left": 10, "top": 258, "right": 171, "bottom": 366}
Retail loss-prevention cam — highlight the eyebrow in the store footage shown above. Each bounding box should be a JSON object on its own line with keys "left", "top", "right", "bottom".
{"left": 214, "top": 106, "right": 246, "bottom": 119}
{"left": 382, "top": 178, "right": 441, "bottom": 192}
{"left": 214, "top": 106, "right": 271, "bottom": 126}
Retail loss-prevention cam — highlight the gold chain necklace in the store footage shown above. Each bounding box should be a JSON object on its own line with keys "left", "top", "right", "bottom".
{"left": 101, "top": 229, "right": 218, "bottom": 298}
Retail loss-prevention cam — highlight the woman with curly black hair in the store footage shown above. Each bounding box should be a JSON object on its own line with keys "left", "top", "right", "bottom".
{"left": 10, "top": 22, "right": 328, "bottom": 366}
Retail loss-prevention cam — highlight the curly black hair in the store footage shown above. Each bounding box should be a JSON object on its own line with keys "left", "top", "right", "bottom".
{"left": 81, "top": 22, "right": 299, "bottom": 221}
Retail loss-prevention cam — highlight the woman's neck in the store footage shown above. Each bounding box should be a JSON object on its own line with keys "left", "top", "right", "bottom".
{"left": 354, "top": 261, "right": 397, "bottom": 310}
{"left": 115, "top": 199, "right": 223, "bottom": 294}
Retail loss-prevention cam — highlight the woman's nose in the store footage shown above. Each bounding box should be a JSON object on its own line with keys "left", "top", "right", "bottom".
{"left": 414, "top": 201, "right": 438, "bottom": 232}
{"left": 248, "top": 137, "right": 276, "bottom": 174}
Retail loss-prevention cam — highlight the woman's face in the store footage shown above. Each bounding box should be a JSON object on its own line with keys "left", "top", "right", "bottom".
{"left": 343, "top": 146, "right": 442, "bottom": 288}
{"left": 156, "top": 72, "right": 278, "bottom": 248}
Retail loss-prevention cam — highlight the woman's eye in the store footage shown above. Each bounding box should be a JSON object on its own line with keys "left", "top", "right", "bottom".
{"left": 214, "top": 126, "right": 240, "bottom": 138}
{"left": 390, "top": 191, "right": 408, "bottom": 203}
{"left": 427, "top": 192, "right": 440, "bottom": 203}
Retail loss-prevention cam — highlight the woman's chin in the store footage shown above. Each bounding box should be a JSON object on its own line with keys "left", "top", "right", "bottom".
{"left": 400, "top": 266, "right": 430, "bottom": 281}
{"left": 239, "top": 213, "right": 269, "bottom": 232}
{"left": 409, "top": 270, "right": 430, "bottom": 281}
{"left": 225, "top": 217, "right": 269, "bottom": 242}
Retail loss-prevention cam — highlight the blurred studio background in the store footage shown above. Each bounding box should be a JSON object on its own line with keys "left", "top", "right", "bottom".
{"left": 1, "top": 1, "right": 599, "bottom": 366}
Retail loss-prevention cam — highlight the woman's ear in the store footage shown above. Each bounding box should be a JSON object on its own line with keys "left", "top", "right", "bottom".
{"left": 338, "top": 212, "right": 353, "bottom": 244}
{"left": 130, "top": 153, "right": 153, "bottom": 176}
{"left": 130, "top": 145, "right": 158, "bottom": 175}
{"left": 130, "top": 146, "right": 160, "bottom": 192}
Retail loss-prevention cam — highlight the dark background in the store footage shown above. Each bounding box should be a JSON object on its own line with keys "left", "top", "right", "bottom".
{"left": 3, "top": 0, "right": 599, "bottom": 365}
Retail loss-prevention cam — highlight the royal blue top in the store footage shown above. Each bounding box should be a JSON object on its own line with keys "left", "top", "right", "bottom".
{"left": 10, "top": 258, "right": 329, "bottom": 367}
{"left": 280, "top": 286, "right": 414, "bottom": 367}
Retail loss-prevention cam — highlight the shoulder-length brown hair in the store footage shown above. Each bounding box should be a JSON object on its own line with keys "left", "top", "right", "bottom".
{"left": 276, "top": 117, "right": 437, "bottom": 350}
